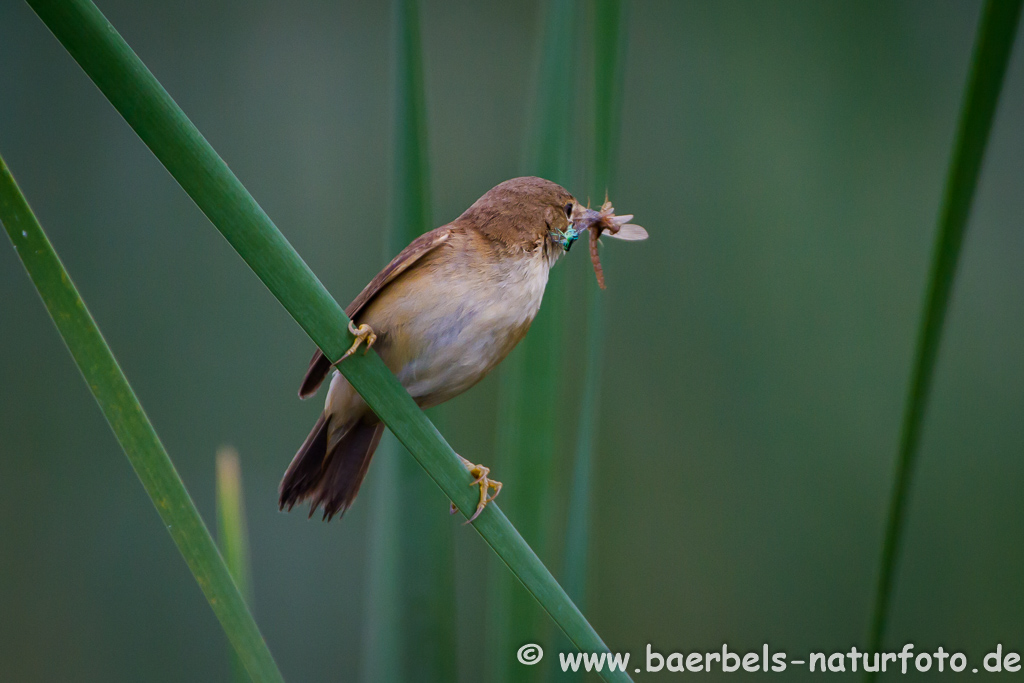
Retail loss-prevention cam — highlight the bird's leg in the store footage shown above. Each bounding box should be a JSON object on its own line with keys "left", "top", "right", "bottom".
{"left": 333, "top": 320, "right": 377, "bottom": 366}
{"left": 450, "top": 454, "right": 502, "bottom": 524}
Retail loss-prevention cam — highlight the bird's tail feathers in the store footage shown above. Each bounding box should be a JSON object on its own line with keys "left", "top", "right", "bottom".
{"left": 278, "top": 413, "right": 383, "bottom": 520}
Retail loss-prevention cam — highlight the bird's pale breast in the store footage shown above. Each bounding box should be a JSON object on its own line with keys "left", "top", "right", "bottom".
{"left": 325, "top": 236, "right": 554, "bottom": 421}
{"left": 375, "top": 244, "right": 550, "bottom": 406}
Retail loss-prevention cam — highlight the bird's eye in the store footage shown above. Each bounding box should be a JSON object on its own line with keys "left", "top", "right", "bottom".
{"left": 564, "top": 202, "right": 574, "bottom": 218}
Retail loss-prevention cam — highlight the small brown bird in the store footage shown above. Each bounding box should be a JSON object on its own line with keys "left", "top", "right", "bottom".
{"left": 279, "top": 176, "right": 645, "bottom": 522}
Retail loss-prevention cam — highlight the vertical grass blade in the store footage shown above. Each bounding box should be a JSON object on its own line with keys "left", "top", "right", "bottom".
{"left": 389, "top": 10, "right": 457, "bottom": 675}
{"left": 362, "top": 447, "right": 402, "bottom": 683}
{"left": 363, "top": 1, "right": 457, "bottom": 681}
{"left": 217, "top": 446, "right": 255, "bottom": 683}
{"left": 216, "top": 447, "right": 252, "bottom": 603}
{"left": 490, "top": 0, "right": 578, "bottom": 680}
{"left": 866, "top": 0, "right": 1022, "bottom": 668}
{"left": 563, "top": 0, "right": 628, "bottom": 614}
{"left": 24, "top": 2, "right": 631, "bottom": 680}
{"left": 550, "top": 6, "right": 628, "bottom": 679}
{"left": 0, "top": 154, "right": 285, "bottom": 683}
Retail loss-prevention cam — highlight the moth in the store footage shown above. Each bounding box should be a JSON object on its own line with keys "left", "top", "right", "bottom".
{"left": 569, "top": 198, "right": 647, "bottom": 289}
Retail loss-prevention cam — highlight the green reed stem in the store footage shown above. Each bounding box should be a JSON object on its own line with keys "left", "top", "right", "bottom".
{"left": 563, "top": 0, "right": 628, "bottom": 613}
{"left": 551, "top": 5, "right": 628, "bottom": 679}
{"left": 24, "top": 1, "right": 629, "bottom": 680}
{"left": 866, "top": 0, "right": 1022, "bottom": 674}
{"left": 216, "top": 446, "right": 255, "bottom": 683}
{"left": 362, "top": 1, "right": 457, "bottom": 681}
{"left": 0, "top": 154, "right": 284, "bottom": 683}
{"left": 490, "top": 0, "right": 579, "bottom": 680}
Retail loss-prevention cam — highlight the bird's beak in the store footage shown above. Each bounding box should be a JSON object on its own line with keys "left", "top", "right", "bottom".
{"left": 571, "top": 206, "right": 605, "bottom": 233}
{"left": 561, "top": 206, "right": 602, "bottom": 252}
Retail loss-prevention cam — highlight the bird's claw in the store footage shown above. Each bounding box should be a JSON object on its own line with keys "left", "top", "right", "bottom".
{"left": 333, "top": 320, "right": 377, "bottom": 366}
{"left": 452, "top": 454, "right": 502, "bottom": 524}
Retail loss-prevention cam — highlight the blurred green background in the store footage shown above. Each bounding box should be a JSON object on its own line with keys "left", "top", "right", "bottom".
{"left": 2, "top": 0, "right": 1023, "bottom": 680}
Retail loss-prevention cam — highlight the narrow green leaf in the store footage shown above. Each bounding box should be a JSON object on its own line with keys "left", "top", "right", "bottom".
{"left": 866, "top": 0, "right": 1022, "bottom": 671}
{"left": 24, "top": 1, "right": 630, "bottom": 680}
{"left": 551, "top": 5, "right": 628, "bottom": 679}
{"left": 216, "top": 446, "right": 254, "bottom": 683}
{"left": 564, "top": 0, "right": 628, "bottom": 615}
{"left": 0, "top": 154, "right": 284, "bottom": 683}
{"left": 363, "top": 1, "right": 457, "bottom": 681}
{"left": 391, "top": 0, "right": 432, "bottom": 249}
{"left": 490, "top": 0, "right": 578, "bottom": 680}
{"left": 362, "top": 446, "right": 402, "bottom": 683}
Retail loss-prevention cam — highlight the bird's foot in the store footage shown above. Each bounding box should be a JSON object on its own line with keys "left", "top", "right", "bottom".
{"left": 451, "top": 454, "right": 502, "bottom": 524}
{"left": 333, "top": 320, "right": 377, "bottom": 366}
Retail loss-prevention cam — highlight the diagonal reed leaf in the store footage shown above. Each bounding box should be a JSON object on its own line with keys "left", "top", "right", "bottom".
{"left": 0, "top": 155, "right": 285, "bottom": 683}
{"left": 866, "top": 0, "right": 1022, "bottom": 671}
{"left": 363, "top": 1, "right": 457, "bottom": 681}
{"left": 490, "top": 0, "right": 578, "bottom": 679}
{"left": 24, "top": 1, "right": 630, "bottom": 680}
{"left": 216, "top": 446, "right": 255, "bottom": 683}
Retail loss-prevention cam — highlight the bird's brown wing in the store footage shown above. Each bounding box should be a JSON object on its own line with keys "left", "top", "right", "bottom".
{"left": 343, "top": 227, "right": 453, "bottom": 320}
{"left": 298, "top": 227, "right": 453, "bottom": 398}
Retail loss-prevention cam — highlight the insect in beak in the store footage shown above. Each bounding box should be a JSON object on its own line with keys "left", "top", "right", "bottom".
{"left": 551, "top": 226, "right": 582, "bottom": 252}
{"left": 568, "top": 200, "right": 647, "bottom": 289}
{"left": 563, "top": 228, "right": 580, "bottom": 252}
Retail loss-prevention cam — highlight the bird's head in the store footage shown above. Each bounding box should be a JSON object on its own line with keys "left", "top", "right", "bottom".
{"left": 456, "top": 176, "right": 580, "bottom": 258}
{"left": 455, "top": 177, "right": 647, "bottom": 286}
